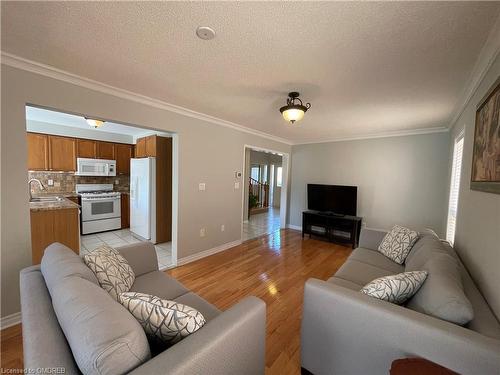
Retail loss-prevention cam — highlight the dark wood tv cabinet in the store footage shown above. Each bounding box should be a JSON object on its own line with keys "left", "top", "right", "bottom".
{"left": 302, "top": 211, "right": 362, "bottom": 248}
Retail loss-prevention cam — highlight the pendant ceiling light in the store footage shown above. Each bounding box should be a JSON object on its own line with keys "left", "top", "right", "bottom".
{"left": 85, "top": 118, "right": 105, "bottom": 128}
{"left": 279, "top": 92, "right": 311, "bottom": 124}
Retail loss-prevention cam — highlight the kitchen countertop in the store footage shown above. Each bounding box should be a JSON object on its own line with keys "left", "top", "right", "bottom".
{"left": 29, "top": 196, "right": 80, "bottom": 212}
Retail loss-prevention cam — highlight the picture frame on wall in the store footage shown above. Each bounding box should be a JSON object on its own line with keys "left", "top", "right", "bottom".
{"left": 471, "top": 76, "right": 500, "bottom": 194}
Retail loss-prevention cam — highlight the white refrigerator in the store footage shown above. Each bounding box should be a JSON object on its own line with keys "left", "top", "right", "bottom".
{"left": 130, "top": 157, "right": 156, "bottom": 243}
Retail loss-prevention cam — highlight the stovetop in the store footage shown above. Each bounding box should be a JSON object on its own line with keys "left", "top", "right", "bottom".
{"left": 76, "top": 183, "right": 121, "bottom": 198}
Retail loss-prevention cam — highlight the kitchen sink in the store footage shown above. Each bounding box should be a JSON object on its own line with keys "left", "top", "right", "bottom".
{"left": 30, "top": 196, "right": 64, "bottom": 203}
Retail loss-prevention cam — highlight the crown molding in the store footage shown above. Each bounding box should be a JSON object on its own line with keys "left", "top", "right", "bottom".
{"left": 292, "top": 126, "right": 449, "bottom": 146}
{"left": 448, "top": 14, "right": 500, "bottom": 129}
{"left": 0, "top": 52, "right": 293, "bottom": 145}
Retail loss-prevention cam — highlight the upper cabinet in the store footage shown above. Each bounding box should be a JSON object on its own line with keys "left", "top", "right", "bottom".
{"left": 76, "top": 139, "right": 97, "bottom": 158}
{"left": 27, "top": 132, "right": 134, "bottom": 174}
{"left": 27, "top": 133, "right": 49, "bottom": 170}
{"left": 96, "top": 141, "right": 115, "bottom": 160}
{"left": 115, "top": 143, "right": 133, "bottom": 174}
{"left": 145, "top": 136, "right": 157, "bottom": 157}
{"left": 135, "top": 135, "right": 157, "bottom": 158}
{"left": 48, "top": 135, "right": 76, "bottom": 171}
{"left": 135, "top": 137, "right": 147, "bottom": 158}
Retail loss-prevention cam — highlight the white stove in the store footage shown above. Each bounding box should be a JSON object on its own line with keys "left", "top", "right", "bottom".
{"left": 76, "top": 184, "right": 122, "bottom": 234}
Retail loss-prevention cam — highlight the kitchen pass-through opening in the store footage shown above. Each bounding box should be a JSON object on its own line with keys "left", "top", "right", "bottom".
{"left": 25, "top": 104, "right": 178, "bottom": 270}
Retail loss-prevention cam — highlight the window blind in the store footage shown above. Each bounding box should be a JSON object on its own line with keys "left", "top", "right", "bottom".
{"left": 446, "top": 134, "right": 464, "bottom": 245}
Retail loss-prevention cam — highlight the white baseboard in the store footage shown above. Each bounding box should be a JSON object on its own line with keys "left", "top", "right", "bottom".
{"left": 1, "top": 312, "right": 21, "bottom": 330}
{"left": 177, "top": 239, "right": 242, "bottom": 266}
{"left": 287, "top": 224, "right": 302, "bottom": 231}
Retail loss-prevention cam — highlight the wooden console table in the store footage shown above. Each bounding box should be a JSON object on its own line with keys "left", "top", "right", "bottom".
{"left": 302, "top": 211, "right": 362, "bottom": 248}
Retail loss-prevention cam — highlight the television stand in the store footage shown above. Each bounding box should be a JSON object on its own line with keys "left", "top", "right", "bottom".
{"left": 302, "top": 210, "right": 362, "bottom": 248}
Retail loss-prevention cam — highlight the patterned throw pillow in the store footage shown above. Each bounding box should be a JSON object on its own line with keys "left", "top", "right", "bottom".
{"left": 118, "top": 292, "right": 206, "bottom": 345}
{"left": 83, "top": 245, "right": 135, "bottom": 300}
{"left": 378, "top": 225, "right": 419, "bottom": 264}
{"left": 361, "top": 271, "right": 428, "bottom": 304}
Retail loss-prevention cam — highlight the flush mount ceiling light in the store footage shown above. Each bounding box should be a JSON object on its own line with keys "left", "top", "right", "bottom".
{"left": 279, "top": 92, "right": 311, "bottom": 124}
{"left": 85, "top": 118, "right": 105, "bottom": 128}
{"left": 196, "top": 26, "right": 216, "bottom": 40}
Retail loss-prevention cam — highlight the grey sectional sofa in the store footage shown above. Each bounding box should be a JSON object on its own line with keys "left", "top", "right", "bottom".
{"left": 301, "top": 228, "right": 500, "bottom": 375}
{"left": 20, "top": 242, "right": 266, "bottom": 375}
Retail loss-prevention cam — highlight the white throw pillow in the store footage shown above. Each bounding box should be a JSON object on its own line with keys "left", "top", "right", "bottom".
{"left": 119, "top": 292, "right": 206, "bottom": 345}
{"left": 84, "top": 245, "right": 135, "bottom": 300}
{"left": 378, "top": 225, "right": 419, "bottom": 264}
{"left": 361, "top": 271, "right": 428, "bottom": 304}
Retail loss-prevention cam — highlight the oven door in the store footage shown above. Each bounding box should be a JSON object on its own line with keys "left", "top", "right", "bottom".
{"left": 81, "top": 197, "right": 121, "bottom": 222}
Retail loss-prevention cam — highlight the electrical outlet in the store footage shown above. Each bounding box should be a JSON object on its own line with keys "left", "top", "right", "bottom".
{"left": 47, "top": 179, "right": 54, "bottom": 186}
{"left": 115, "top": 179, "right": 119, "bottom": 185}
{"left": 234, "top": 182, "right": 240, "bottom": 189}
{"left": 221, "top": 224, "right": 225, "bottom": 232}
{"left": 54, "top": 181, "right": 60, "bottom": 187}
{"left": 200, "top": 228, "right": 206, "bottom": 237}
{"left": 199, "top": 183, "right": 206, "bottom": 191}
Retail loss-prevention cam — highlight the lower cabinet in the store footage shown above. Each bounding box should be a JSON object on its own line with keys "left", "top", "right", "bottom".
{"left": 30, "top": 207, "right": 79, "bottom": 264}
{"left": 121, "top": 193, "right": 130, "bottom": 229}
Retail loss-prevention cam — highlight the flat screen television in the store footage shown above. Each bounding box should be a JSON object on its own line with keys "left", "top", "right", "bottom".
{"left": 307, "top": 184, "right": 357, "bottom": 216}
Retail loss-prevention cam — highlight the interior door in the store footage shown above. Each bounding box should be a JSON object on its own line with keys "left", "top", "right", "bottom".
{"left": 130, "top": 158, "right": 151, "bottom": 240}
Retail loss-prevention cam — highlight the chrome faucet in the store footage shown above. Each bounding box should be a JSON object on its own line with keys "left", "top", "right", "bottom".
{"left": 28, "top": 178, "right": 46, "bottom": 201}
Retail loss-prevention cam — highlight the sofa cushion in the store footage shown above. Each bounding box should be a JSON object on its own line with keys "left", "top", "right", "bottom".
{"left": 173, "top": 292, "right": 221, "bottom": 322}
{"left": 335, "top": 259, "right": 395, "bottom": 286}
{"left": 119, "top": 292, "right": 206, "bottom": 345}
{"left": 361, "top": 271, "right": 428, "bottom": 304}
{"left": 131, "top": 271, "right": 189, "bottom": 300}
{"left": 41, "top": 242, "right": 98, "bottom": 295}
{"left": 378, "top": 225, "right": 419, "bottom": 264}
{"left": 348, "top": 247, "right": 405, "bottom": 274}
{"left": 50, "top": 276, "right": 150, "bottom": 375}
{"left": 407, "top": 254, "right": 474, "bottom": 325}
{"left": 405, "top": 235, "right": 451, "bottom": 270}
{"left": 84, "top": 245, "right": 135, "bottom": 300}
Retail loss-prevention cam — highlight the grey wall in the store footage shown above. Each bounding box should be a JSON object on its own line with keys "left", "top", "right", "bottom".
{"left": 289, "top": 133, "right": 450, "bottom": 235}
{"left": 448, "top": 53, "right": 500, "bottom": 319}
{"left": 1, "top": 64, "right": 291, "bottom": 319}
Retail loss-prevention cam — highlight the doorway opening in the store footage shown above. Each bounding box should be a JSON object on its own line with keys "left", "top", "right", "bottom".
{"left": 25, "top": 105, "right": 178, "bottom": 270}
{"left": 242, "top": 146, "right": 288, "bottom": 241}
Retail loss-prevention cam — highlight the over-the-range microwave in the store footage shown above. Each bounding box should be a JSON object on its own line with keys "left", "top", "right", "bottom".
{"left": 75, "top": 158, "right": 116, "bottom": 176}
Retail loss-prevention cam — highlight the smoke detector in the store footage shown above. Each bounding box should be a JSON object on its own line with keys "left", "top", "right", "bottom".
{"left": 196, "top": 26, "right": 216, "bottom": 40}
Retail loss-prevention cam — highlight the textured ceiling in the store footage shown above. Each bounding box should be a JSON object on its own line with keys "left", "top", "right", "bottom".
{"left": 2, "top": 2, "right": 499, "bottom": 143}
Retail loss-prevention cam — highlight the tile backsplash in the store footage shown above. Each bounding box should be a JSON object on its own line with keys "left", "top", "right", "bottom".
{"left": 28, "top": 171, "right": 130, "bottom": 195}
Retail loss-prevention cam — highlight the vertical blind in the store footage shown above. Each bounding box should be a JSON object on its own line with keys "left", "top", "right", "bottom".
{"left": 446, "top": 133, "right": 464, "bottom": 245}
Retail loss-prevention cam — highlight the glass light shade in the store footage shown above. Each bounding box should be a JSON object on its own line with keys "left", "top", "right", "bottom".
{"left": 282, "top": 108, "right": 305, "bottom": 123}
{"left": 85, "top": 118, "right": 105, "bottom": 128}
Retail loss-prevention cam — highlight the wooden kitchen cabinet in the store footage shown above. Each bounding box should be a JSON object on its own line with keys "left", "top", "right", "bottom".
{"left": 135, "top": 137, "right": 147, "bottom": 158}
{"left": 27, "top": 133, "right": 48, "bottom": 170}
{"left": 145, "top": 136, "right": 157, "bottom": 157}
{"left": 121, "top": 193, "right": 130, "bottom": 229}
{"left": 30, "top": 207, "right": 79, "bottom": 264}
{"left": 115, "top": 143, "right": 133, "bottom": 174}
{"left": 48, "top": 135, "right": 76, "bottom": 171}
{"left": 96, "top": 141, "right": 115, "bottom": 160}
{"left": 76, "top": 139, "right": 97, "bottom": 158}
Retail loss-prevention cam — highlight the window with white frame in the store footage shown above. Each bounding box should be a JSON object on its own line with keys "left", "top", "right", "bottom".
{"left": 446, "top": 132, "right": 464, "bottom": 245}
{"left": 276, "top": 166, "right": 283, "bottom": 187}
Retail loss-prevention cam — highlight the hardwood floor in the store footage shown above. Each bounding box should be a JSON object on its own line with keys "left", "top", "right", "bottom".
{"left": 168, "top": 229, "right": 351, "bottom": 374}
{"left": 0, "top": 229, "right": 351, "bottom": 374}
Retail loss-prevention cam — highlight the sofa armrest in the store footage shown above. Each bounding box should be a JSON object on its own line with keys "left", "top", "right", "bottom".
{"left": 116, "top": 242, "right": 158, "bottom": 276}
{"left": 130, "top": 296, "right": 266, "bottom": 375}
{"left": 358, "top": 228, "right": 387, "bottom": 250}
{"left": 301, "top": 279, "right": 500, "bottom": 375}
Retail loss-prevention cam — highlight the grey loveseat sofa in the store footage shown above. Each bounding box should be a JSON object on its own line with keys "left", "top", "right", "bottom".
{"left": 20, "top": 242, "right": 266, "bottom": 375}
{"left": 301, "top": 228, "right": 500, "bottom": 375}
